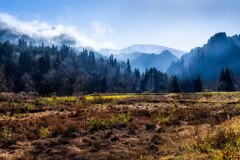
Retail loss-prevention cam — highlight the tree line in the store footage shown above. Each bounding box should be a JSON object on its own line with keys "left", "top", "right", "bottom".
{"left": 0, "top": 40, "right": 236, "bottom": 95}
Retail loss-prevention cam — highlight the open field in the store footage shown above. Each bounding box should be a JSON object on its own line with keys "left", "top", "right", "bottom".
{"left": 0, "top": 92, "right": 239, "bottom": 160}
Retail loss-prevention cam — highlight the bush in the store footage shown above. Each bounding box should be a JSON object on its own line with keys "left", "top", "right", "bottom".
{"left": 0, "top": 127, "right": 13, "bottom": 143}
{"left": 38, "top": 127, "right": 49, "bottom": 138}
{"left": 193, "top": 128, "right": 240, "bottom": 159}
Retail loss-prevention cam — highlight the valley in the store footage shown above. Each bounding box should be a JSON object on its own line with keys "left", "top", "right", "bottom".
{"left": 0, "top": 92, "right": 239, "bottom": 159}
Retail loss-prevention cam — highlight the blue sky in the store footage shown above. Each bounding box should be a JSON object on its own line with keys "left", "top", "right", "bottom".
{"left": 0, "top": 0, "right": 240, "bottom": 51}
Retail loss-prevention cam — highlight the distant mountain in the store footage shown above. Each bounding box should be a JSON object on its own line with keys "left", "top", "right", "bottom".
{"left": 121, "top": 44, "right": 185, "bottom": 58}
{"left": 100, "top": 49, "right": 178, "bottom": 72}
{"left": 98, "top": 48, "right": 119, "bottom": 56}
{"left": 114, "top": 52, "right": 143, "bottom": 61}
{"left": 99, "top": 44, "right": 183, "bottom": 72}
{"left": 131, "top": 50, "right": 178, "bottom": 72}
{"left": 102, "top": 49, "right": 178, "bottom": 72}
{"left": 99, "top": 44, "right": 185, "bottom": 58}
{"left": 167, "top": 32, "right": 240, "bottom": 81}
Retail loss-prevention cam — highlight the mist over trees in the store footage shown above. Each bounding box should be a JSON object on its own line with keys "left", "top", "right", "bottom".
{"left": 0, "top": 37, "right": 239, "bottom": 95}
{"left": 168, "top": 33, "right": 240, "bottom": 89}
{"left": 218, "top": 68, "right": 234, "bottom": 91}
{"left": 194, "top": 75, "right": 203, "bottom": 92}
{"left": 170, "top": 76, "right": 180, "bottom": 93}
{"left": 0, "top": 40, "right": 170, "bottom": 95}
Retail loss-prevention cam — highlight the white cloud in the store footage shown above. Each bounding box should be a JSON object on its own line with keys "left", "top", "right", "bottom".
{"left": 90, "top": 21, "right": 113, "bottom": 40}
{"left": 0, "top": 12, "right": 115, "bottom": 50}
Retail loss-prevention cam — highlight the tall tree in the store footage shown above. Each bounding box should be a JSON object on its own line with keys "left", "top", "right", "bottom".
{"left": 134, "top": 68, "right": 140, "bottom": 79}
{"left": 19, "top": 50, "right": 32, "bottom": 74}
{"left": 224, "top": 68, "right": 234, "bottom": 91}
{"left": 39, "top": 52, "right": 51, "bottom": 74}
{"left": 194, "top": 75, "right": 203, "bottom": 92}
{"left": 218, "top": 67, "right": 234, "bottom": 91}
{"left": 171, "top": 76, "right": 180, "bottom": 93}
{"left": 101, "top": 76, "right": 107, "bottom": 93}
{"left": 20, "top": 73, "right": 35, "bottom": 92}
{"left": 88, "top": 51, "right": 96, "bottom": 70}
{"left": 0, "top": 65, "right": 7, "bottom": 92}
{"left": 126, "top": 59, "right": 131, "bottom": 74}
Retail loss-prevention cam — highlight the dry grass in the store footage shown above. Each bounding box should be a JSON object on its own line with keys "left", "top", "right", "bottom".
{"left": 0, "top": 92, "right": 239, "bottom": 159}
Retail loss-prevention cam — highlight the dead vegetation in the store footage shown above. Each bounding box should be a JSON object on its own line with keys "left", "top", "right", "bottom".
{"left": 0, "top": 92, "right": 239, "bottom": 159}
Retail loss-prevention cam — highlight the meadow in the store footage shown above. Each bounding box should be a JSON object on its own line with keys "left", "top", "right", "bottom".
{"left": 0, "top": 92, "right": 239, "bottom": 160}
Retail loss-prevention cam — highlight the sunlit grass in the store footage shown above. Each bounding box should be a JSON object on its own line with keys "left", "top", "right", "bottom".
{"left": 85, "top": 94, "right": 138, "bottom": 101}
{"left": 35, "top": 94, "right": 138, "bottom": 105}
{"left": 184, "top": 116, "right": 240, "bottom": 159}
{"left": 44, "top": 96, "right": 78, "bottom": 102}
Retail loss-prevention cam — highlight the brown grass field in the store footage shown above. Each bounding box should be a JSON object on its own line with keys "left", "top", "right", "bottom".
{"left": 0, "top": 92, "right": 239, "bottom": 160}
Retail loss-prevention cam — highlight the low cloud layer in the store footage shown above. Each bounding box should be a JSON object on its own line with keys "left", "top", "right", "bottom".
{"left": 0, "top": 12, "right": 115, "bottom": 50}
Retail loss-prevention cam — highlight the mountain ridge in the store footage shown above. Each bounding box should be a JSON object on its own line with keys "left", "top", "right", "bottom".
{"left": 167, "top": 32, "right": 240, "bottom": 82}
{"left": 99, "top": 44, "right": 185, "bottom": 58}
{"left": 131, "top": 50, "right": 178, "bottom": 72}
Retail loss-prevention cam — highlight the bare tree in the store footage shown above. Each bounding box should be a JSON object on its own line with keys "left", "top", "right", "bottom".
{"left": 20, "top": 73, "right": 35, "bottom": 93}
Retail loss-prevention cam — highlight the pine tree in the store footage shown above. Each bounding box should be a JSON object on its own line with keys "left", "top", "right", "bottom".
{"left": 109, "top": 54, "right": 114, "bottom": 67}
{"left": 171, "top": 76, "right": 180, "bottom": 93}
{"left": 134, "top": 68, "right": 140, "bottom": 79}
{"left": 194, "top": 75, "right": 203, "bottom": 92}
{"left": 39, "top": 52, "right": 51, "bottom": 74}
{"left": 225, "top": 68, "right": 234, "bottom": 91}
{"left": 19, "top": 50, "right": 32, "bottom": 73}
{"left": 219, "top": 68, "right": 226, "bottom": 82}
{"left": 101, "top": 76, "right": 107, "bottom": 92}
{"left": 88, "top": 51, "right": 96, "bottom": 70}
{"left": 126, "top": 59, "right": 131, "bottom": 74}
{"left": 54, "top": 52, "right": 62, "bottom": 69}
{"left": 218, "top": 67, "right": 234, "bottom": 91}
{"left": 0, "top": 65, "right": 7, "bottom": 92}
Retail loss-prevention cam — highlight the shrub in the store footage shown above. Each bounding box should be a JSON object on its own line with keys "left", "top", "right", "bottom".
{"left": 192, "top": 128, "right": 240, "bottom": 159}
{"left": 106, "top": 115, "right": 117, "bottom": 128}
{"left": 154, "top": 112, "right": 170, "bottom": 124}
{"left": 119, "top": 112, "right": 131, "bottom": 124}
{"left": 0, "top": 127, "right": 13, "bottom": 143}
{"left": 38, "top": 127, "right": 49, "bottom": 138}
{"left": 236, "top": 104, "right": 240, "bottom": 114}
{"left": 86, "top": 112, "right": 131, "bottom": 131}
{"left": 23, "top": 103, "right": 34, "bottom": 113}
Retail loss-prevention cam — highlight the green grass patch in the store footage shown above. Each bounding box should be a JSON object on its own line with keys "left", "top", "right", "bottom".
{"left": 85, "top": 94, "right": 138, "bottom": 101}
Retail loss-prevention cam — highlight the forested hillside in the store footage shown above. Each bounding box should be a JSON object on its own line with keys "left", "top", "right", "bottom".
{"left": 168, "top": 32, "right": 240, "bottom": 91}
{"left": 0, "top": 40, "right": 170, "bottom": 95}
{"left": 1, "top": 33, "right": 240, "bottom": 95}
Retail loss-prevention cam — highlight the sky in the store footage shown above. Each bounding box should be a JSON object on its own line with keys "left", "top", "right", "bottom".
{"left": 0, "top": 0, "right": 240, "bottom": 52}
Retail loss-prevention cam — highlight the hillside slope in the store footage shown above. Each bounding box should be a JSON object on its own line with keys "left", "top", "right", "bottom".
{"left": 167, "top": 32, "right": 240, "bottom": 81}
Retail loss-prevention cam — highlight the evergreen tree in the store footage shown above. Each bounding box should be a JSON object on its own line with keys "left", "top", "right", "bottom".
{"left": 225, "top": 68, "right": 234, "bottom": 91}
{"left": 219, "top": 68, "right": 226, "bottom": 82}
{"left": 171, "top": 76, "right": 180, "bottom": 93}
{"left": 126, "top": 59, "right": 131, "bottom": 74}
{"left": 88, "top": 51, "right": 96, "bottom": 70}
{"left": 44, "top": 52, "right": 51, "bottom": 72}
{"left": 109, "top": 54, "right": 114, "bottom": 67}
{"left": 19, "top": 50, "right": 32, "bottom": 73}
{"left": 194, "top": 75, "right": 203, "bottom": 92}
{"left": 101, "top": 76, "right": 107, "bottom": 93}
{"left": 54, "top": 52, "right": 62, "bottom": 69}
{"left": 39, "top": 52, "right": 51, "bottom": 74}
{"left": 0, "top": 65, "right": 7, "bottom": 92}
{"left": 218, "top": 67, "right": 234, "bottom": 91}
{"left": 134, "top": 68, "right": 140, "bottom": 79}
